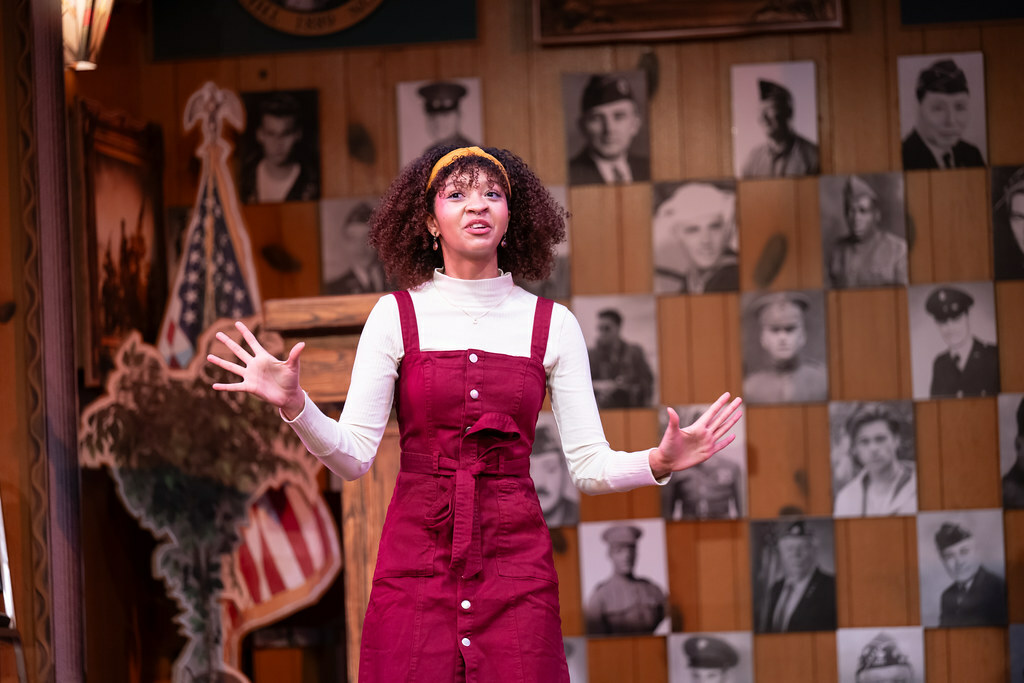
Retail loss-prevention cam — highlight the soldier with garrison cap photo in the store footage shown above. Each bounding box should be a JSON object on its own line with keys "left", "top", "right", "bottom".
{"left": 741, "top": 290, "right": 828, "bottom": 405}
{"left": 581, "top": 520, "right": 668, "bottom": 636}
{"left": 563, "top": 70, "right": 650, "bottom": 186}
{"left": 668, "top": 632, "right": 753, "bottom": 683}
{"left": 898, "top": 52, "right": 988, "bottom": 170}
{"left": 731, "top": 61, "right": 820, "bottom": 179}
{"left": 916, "top": 509, "right": 1007, "bottom": 628}
{"left": 820, "top": 173, "right": 908, "bottom": 289}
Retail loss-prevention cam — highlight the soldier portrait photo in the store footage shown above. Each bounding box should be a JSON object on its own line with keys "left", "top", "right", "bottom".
{"left": 562, "top": 70, "right": 651, "bottom": 186}
{"left": 238, "top": 89, "right": 321, "bottom": 204}
{"left": 396, "top": 77, "right": 483, "bottom": 166}
{"left": 907, "top": 281, "right": 999, "bottom": 399}
{"left": 741, "top": 290, "right": 828, "bottom": 405}
{"left": 528, "top": 411, "right": 579, "bottom": 528}
{"left": 667, "top": 631, "right": 754, "bottom": 683}
{"left": 661, "top": 404, "right": 747, "bottom": 520}
{"left": 563, "top": 637, "right": 588, "bottom": 683}
{"left": 916, "top": 509, "right": 1008, "bottom": 628}
{"left": 731, "top": 60, "right": 820, "bottom": 179}
{"left": 579, "top": 518, "right": 669, "bottom": 636}
{"left": 750, "top": 518, "right": 837, "bottom": 634}
{"left": 517, "top": 185, "right": 571, "bottom": 299}
{"left": 319, "top": 197, "right": 391, "bottom": 295}
{"left": 837, "top": 627, "right": 925, "bottom": 683}
{"left": 898, "top": 52, "right": 987, "bottom": 170}
{"left": 573, "top": 294, "right": 659, "bottom": 409}
{"left": 999, "top": 393, "right": 1024, "bottom": 509}
{"left": 652, "top": 180, "right": 740, "bottom": 295}
{"left": 829, "top": 401, "right": 917, "bottom": 518}
{"left": 992, "top": 165, "right": 1024, "bottom": 280}
{"left": 819, "top": 173, "right": 908, "bottom": 289}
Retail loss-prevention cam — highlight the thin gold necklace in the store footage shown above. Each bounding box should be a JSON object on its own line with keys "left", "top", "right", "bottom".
{"left": 432, "top": 280, "right": 514, "bottom": 325}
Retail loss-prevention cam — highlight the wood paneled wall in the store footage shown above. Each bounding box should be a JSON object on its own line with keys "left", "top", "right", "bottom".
{"left": 65, "top": 1, "right": 1024, "bottom": 681}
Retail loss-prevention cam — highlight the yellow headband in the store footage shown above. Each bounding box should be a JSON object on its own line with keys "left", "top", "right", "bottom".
{"left": 426, "top": 146, "right": 511, "bottom": 198}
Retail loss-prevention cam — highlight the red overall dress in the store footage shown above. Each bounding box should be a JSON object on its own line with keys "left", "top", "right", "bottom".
{"left": 358, "top": 291, "right": 569, "bottom": 683}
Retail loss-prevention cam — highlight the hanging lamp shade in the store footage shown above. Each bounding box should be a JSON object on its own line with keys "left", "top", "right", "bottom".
{"left": 62, "top": 0, "right": 115, "bottom": 71}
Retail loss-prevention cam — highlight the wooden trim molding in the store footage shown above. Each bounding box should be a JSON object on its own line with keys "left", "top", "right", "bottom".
{"left": 11, "top": 0, "right": 86, "bottom": 680}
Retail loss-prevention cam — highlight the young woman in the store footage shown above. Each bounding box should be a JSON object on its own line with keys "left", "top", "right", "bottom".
{"left": 208, "top": 145, "right": 742, "bottom": 682}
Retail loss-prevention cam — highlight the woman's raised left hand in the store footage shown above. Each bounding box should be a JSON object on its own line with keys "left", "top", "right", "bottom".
{"left": 649, "top": 392, "right": 743, "bottom": 479}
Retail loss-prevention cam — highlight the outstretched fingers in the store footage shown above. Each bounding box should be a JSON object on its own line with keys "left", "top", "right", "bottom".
{"left": 710, "top": 397, "right": 743, "bottom": 435}
{"left": 206, "top": 352, "right": 246, "bottom": 378}
{"left": 694, "top": 392, "right": 732, "bottom": 428}
{"left": 236, "top": 320, "right": 267, "bottom": 356}
{"left": 215, "top": 330, "right": 253, "bottom": 363}
{"left": 709, "top": 432, "right": 737, "bottom": 456}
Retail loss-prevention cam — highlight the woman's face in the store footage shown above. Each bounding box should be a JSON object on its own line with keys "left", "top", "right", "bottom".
{"left": 916, "top": 91, "right": 970, "bottom": 151}
{"left": 428, "top": 171, "right": 509, "bottom": 276}
{"left": 671, "top": 210, "right": 728, "bottom": 271}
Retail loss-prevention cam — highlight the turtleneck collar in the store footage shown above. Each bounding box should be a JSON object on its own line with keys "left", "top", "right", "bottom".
{"left": 431, "top": 268, "right": 515, "bottom": 308}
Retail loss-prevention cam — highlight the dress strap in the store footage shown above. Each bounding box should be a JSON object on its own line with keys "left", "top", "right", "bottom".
{"left": 393, "top": 290, "right": 420, "bottom": 352}
{"left": 530, "top": 297, "right": 554, "bottom": 363}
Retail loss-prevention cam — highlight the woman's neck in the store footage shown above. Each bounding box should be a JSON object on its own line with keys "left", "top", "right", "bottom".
{"left": 440, "top": 256, "right": 500, "bottom": 281}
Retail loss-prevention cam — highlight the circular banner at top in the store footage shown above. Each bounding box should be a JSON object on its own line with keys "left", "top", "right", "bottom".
{"left": 237, "top": 0, "right": 386, "bottom": 37}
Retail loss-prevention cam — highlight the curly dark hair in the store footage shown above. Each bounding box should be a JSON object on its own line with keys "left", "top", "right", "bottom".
{"left": 369, "top": 145, "right": 567, "bottom": 289}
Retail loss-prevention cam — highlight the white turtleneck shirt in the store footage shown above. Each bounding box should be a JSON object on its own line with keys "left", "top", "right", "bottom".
{"left": 283, "top": 270, "right": 664, "bottom": 494}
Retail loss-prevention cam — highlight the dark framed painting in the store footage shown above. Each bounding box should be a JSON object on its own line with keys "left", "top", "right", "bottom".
{"left": 533, "top": 0, "right": 844, "bottom": 46}
{"left": 72, "top": 99, "right": 166, "bottom": 386}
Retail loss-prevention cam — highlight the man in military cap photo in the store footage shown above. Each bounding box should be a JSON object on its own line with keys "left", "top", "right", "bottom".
{"left": 755, "top": 519, "right": 837, "bottom": 633}
{"left": 742, "top": 291, "right": 828, "bottom": 405}
{"left": 901, "top": 56, "right": 986, "bottom": 170}
{"left": 1002, "top": 395, "right": 1024, "bottom": 509}
{"left": 833, "top": 403, "right": 917, "bottom": 518}
{"left": 417, "top": 80, "right": 476, "bottom": 149}
{"left": 825, "top": 173, "right": 908, "bottom": 289}
{"left": 585, "top": 524, "right": 667, "bottom": 635}
{"left": 681, "top": 635, "right": 740, "bottom": 683}
{"left": 933, "top": 521, "right": 1007, "bottom": 627}
{"left": 994, "top": 164, "right": 1024, "bottom": 280}
{"left": 923, "top": 285, "right": 999, "bottom": 398}
{"left": 528, "top": 421, "right": 579, "bottom": 528}
{"left": 740, "top": 78, "right": 820, "bottom": 178}
{"left": 566, "top": 71, "right": 650, "bottom": 185}
{"left": 852, "top": 632, "right": 917, "bottom": 683}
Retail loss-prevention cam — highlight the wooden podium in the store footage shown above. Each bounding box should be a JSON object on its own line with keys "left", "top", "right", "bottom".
{"left": 263, "top": 294, "right": 400, "bottom": 683}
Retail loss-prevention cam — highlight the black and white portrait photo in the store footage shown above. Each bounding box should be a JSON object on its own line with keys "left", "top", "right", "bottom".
{"left": 731, "top": 60, "right": 820, "bottom": 179}
{"left": 836, "top": 627, "right": 925, "bottom": 683}
{"left": 396, "top": 77, "right": 483, "bottom": 167}
{"left": 579, "top": 518, "right": 669, "bottom": 636}
{"left": 992, "top": 165, "right": 1024, "bottom": 280}
{"left": 563, "top": 637, "right": 588, "bottom": 683}
{"left": 319, "top": 197, "right": 391, "bottom": 295}
{"left": 830, "top": 401, "right": 917, "bottom": 518}
{"left": 573, "top": 294, "right": 659, "bottom": 409}
{"left": 999, "top": 393, "right": 1024, "bottom": 509}
{"left": 819, "top": 173, "right": 908, "bottom": 289}
{"left": 660, "top": 404, "right": 747, "bottom": 520}
{"left": 239, "top": 89, "right": 320, "bottom": 204}
{"left": 518, "top": 185, "right": 571, "bottom": 299}
{"left": 1011, "top": 624, "right": 1024, "bottom": 683}
{"left": 652, "top": 180, "right": 740, "bottom": 295}
{"left": 916, "top": 509, "right": 1007, "bottom": 628}
{"left": 562, "top": 70, "right": 651, "bottom": 186}
{"left": 898, "top": 52, "right": 987, "bottom": 170}
{"left": 907, "top": 281, "right": 999, "bottom": 399}
{"left": 741, "top": 290, "right": 828, "bottom": 405}
{"left": 667, "top": 631, "right": 754, "bottom": 683}
{"left": 529, "top": 411, "right": 579, "bottom": 528}
{"left": 750, "top": 517, "right": 837, "bottom": 634}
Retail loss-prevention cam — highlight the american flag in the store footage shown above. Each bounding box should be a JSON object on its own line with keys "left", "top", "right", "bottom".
{"left": 158, "top": 82, "right": 341, "bottom": 672}
{"left": 157, "top": 165, "right": 260, "bottom": 368}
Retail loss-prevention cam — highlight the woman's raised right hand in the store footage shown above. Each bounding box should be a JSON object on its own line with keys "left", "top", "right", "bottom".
{"left": 207, "top": 320, "right": 306, "bottom": 417}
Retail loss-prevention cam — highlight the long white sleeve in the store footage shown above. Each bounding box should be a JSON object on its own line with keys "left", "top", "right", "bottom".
{"left": 283, "top": 271, "right": 664, "bottom": 492}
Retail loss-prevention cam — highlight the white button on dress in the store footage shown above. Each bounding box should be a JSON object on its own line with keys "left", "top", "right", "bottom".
{"left": 461, "top": 637, "right": 471, "bottom": 647}
{"left": 469, "top": 353, "right": 478, "bottom": 363}
{"left": 469, "top": 389, "right": 479, "bottom": 399}
{"left": 461, "top": 600, "right": 471, "bottom": 609}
